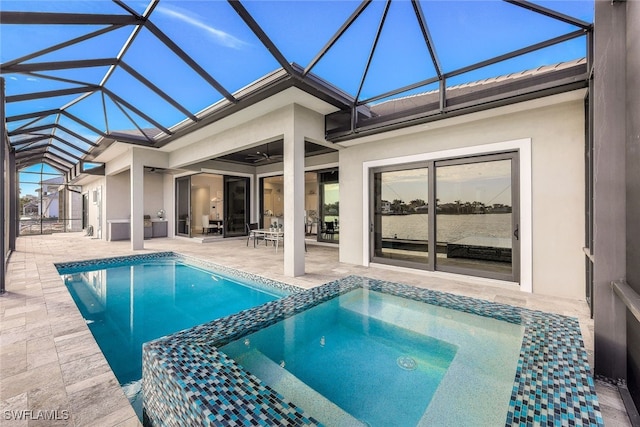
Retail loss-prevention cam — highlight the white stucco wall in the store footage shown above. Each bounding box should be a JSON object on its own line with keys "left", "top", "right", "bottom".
{"left": 68, "top": 191, "right": 83, "bottom": 232}
{"left": 106, "top": 170, "right": 130, "bottom": 220}
{"left": 144, "top": 172, "right": 165, "bottom": 218}
{"left": 339, "top": 93, "right": 586, "bottom": 299}
{"left": 82, "top": 177, "right": 106, "bottom": 239}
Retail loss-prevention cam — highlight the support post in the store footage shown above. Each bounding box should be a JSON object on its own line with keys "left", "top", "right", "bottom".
{"left": 1, "top": 77, "right": 6, "bottom": 294}
{"left": 593, "top": 0, "right": 627, "bottom": 380}
{"left": 130, "top": 148, "right": 144, "bottom": 250}
{"left": 283, "top": 105, "right": 305, "bottom": 277}
{"left": 9, "top": 149, "right": 16, "bottom": 251}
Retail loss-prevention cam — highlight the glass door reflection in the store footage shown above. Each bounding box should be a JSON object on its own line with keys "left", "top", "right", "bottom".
{"left": 372, "top": 167, "right": 429, "bottom": 268}
{"left": 435, "top": 155, "right": 518, "bottom": 280}
{"left": 318, "top": 171, "right": 339, "bottom": 243}
{"left": 224, "top": 176, "right": 249, "bottom": 237}
{"left": 175, "top": 176, "right": 191, "bottom": 237}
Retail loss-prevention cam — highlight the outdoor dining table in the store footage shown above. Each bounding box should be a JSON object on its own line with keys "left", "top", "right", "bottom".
{"left": 252, "top": 228, "right": 284, "bottom": 252}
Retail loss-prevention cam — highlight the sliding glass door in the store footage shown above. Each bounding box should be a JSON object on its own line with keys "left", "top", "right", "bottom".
{"left": 175, "top": 176, "right": 191, "bottom": 237}
{"left": 371, "top": 152, "right": 519, "bottom": 282}
{"left": 372, "top": 166, "right": 430, "bottom": 268}
{"left": 435, "top": 154, "right": 518, "bottom": 280}
{"left": 318, "top": 170, "right": 340, "bottom": 243}
{"left": 224, "top": 176, "right": 249, "bottom": 237}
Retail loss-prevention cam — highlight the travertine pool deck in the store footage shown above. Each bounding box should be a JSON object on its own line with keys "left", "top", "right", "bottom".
{"left": 0, "top": 233, "right": 630, "bottom": 426}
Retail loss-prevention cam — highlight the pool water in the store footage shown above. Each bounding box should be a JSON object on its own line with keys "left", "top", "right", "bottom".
{"left": 221, "top": 288, "right": 525, "bottom": 426}
{"left": 59, "top": 257, "right": 283, "bottom": 417}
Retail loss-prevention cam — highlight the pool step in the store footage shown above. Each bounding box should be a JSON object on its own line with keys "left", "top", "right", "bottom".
{"left": 236, "top": 349, "right": 365, "bottom": 427}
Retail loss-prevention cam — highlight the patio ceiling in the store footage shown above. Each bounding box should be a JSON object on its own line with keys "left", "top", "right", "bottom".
{"left": 1, "top": 0, "right": 593, "bottom": 176}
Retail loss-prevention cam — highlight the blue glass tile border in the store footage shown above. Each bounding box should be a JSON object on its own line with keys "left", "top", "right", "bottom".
{"left": 54, "top": 251, "right": 175, "bottom": 274}
{"left": 54, "top": 251, "right": 303, "bottom": 297}
{"left": 143, "top": 275, "right": 604, "bottom": 426}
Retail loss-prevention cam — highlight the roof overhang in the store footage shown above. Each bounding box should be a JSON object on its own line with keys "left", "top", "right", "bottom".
{"left": 327, "top": 60, "right": 588, "bottom": 143}
{"left": 84, "top": 64, "right": 351, "bottom": 161}
{"left": 335, "top": 87, "right": 587, "bottom": 148}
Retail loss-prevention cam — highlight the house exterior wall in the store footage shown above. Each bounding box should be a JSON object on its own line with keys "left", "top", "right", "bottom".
{"left": 169, "top": 106, "right": 292, "bottom": 169}
{"left": 168, "top": 104, "right": 326, "bottom": 170}
{"left": 106, "top": 170, "right": 130, "bottom": 221}
{"left": 67, "top": 190, "right": 83, "bottom": 232}
{"left": 82, "top": 177, "right": 106, "bottom": 238}
{"left": 339, "top": 93, "right": 586, "bottom": 299}
{"left": 144, "top": 172, "right": 165, "bottom": 218}
{"left": 167, "top": 104, "right": 328, "bottom": 228}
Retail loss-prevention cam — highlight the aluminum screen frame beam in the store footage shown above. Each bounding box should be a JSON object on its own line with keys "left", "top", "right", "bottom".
{"left": 228, "top": 0, "right": 297, "bottom": 78}
{"left": 411, "top": 0, "right": 443, "bottom": 80}
{"left": 1, "top": 25, "right": 126, "bottom": 69}
{"left": 2, "top": 59, "right": 118, "bottom": 73}
{"left": 0, "top": 11, "right": 140, "bottom": 26}
{"left": 354, "top": 0, "right": 392, "bottom": 105}
{"left": 101, "top": 88, "right": 172, "bottom": 137}
{"left": 120, "top": 62, "right": 198, "bottom": 122}
{"left": 303, "top": 0, "right": 372, "bottom": 77}
{"left": 48, "top": 146, "right": 83, "bottom": 163}
{"left": 9, "top": 124, "right": 97, "bottom": 149}
{"left": 504, "top": 0, "right": 592, "bottom": 30}
{"left": 44, "top": 150, "right": 75, "bottom": 166}
{"left": 42, "top": 155, "right": 75, "bottom": 172}
{"left": 6, "top": 109, "right": 62, "bottom": 124}
{"left": 144, "top": 21, "right": 238, "bottom": 105}
{"left": 357, "top": 28, "right": 587, "bottom": 106}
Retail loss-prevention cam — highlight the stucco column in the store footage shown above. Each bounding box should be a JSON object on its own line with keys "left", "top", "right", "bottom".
{"left": 130, "top": 149, "right": 144, "bottom": 250}
{"left": 283, "top": 106, "right": 305, "bottom": 277}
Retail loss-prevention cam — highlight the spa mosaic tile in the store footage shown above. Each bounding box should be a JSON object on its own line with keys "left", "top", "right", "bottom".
{"left": 143, "top": 275, "right": 604, "bottom": 426}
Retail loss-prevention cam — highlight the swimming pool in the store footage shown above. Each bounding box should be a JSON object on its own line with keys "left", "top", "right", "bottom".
{"left": 55, "top": 252, "right": 298, "bottom": 418}
{"left": 143, "top": 275, "right": 603, "bottom": 426}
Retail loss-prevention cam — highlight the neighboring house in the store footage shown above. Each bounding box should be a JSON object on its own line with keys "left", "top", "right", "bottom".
{"left": 22, "top": 201, "right": 38, "bottom": 217}
{"left": 36, "top": 176, "right": 63, "bottom": 218}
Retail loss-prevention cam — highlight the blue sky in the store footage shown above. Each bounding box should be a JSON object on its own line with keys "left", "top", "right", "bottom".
{"left": 3, "top": 0, "right": 594, "bottom": 177}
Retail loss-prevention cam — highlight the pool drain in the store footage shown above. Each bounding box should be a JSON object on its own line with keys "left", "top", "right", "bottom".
{"left": 397, "top": 356, "right": 417, "bottom": 371}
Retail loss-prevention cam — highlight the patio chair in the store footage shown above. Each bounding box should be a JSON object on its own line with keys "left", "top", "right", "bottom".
{"left": 202, "top": 215, "right": 210, "bottom": 235}
{"left": 246, "top": 223, "right": 262, "bottom": 246}
{"left": 323, "top": 221, "right": 336, "bottom": 240}
{"left": 264, "top": 224, "right": 284, "bottom": 252}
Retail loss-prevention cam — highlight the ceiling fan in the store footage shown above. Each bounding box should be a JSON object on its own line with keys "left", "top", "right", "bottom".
{"left": 144, "top": 166, "right": 174, "bottom": 174}
{"left": 245, "top": 145, "right": 283, "bottom": 163}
